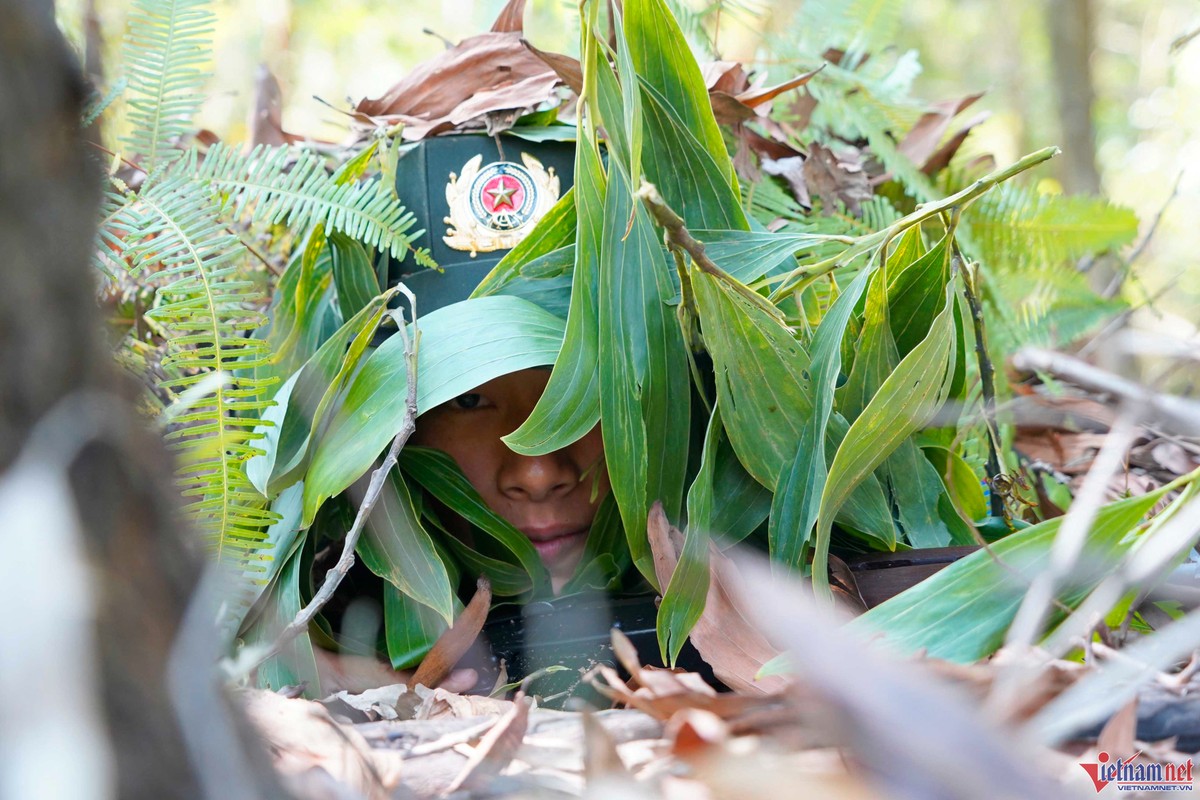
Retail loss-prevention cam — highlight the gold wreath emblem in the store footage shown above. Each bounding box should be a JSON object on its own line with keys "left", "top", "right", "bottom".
{"left": 443, "top": 153, "right": 560, "bottom": 257}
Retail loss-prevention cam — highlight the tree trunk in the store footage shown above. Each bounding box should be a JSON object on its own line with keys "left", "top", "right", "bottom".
{"left": 0, "top": 2, "right": 279, "bottom": 797}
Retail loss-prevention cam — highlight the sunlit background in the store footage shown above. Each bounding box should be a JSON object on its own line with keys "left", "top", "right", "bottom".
{"left": 57, "top": 0, "right": 1200, "bottom": 331}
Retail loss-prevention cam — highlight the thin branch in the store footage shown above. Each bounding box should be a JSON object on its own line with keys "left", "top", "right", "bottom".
{"left": 1011, "top": 347, "right": 1200, "bottom": 437}
{"left": 254, "top": 284, "right": 419, "bottom": 668}
{"left": 954, "top": 253, "right": 1005, "bottom": 518}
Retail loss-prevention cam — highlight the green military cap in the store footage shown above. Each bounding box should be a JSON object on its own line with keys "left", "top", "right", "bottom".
{"left": 388, "top": 133, "right": 576, "bottom": 314}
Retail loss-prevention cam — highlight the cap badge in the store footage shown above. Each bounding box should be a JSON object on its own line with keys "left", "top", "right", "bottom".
{"left": 444, "top": 153, "right": 560, "bottom": 256}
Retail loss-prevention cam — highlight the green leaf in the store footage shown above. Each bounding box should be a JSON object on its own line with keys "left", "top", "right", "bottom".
{"left": 224, "top": 481, "right": 306, "bottom": 636}
{"left": 302, "top": 295, "right": 565, "bottom": 527}
{"left": 853, "top": 489, "right": 1168, "bottom": 662}
{"left": 660, "top": 406, "right": 727, "bottom": 665}
{"left": 709, "top": 432, "right": 772, "bottom": 544}
{"left": 121, "top": 0, "right": 213, "bottom": 171}
{"left": 382, "top": 583, "right": 452, "bottom": 670}
{"left": 813, "top": 280, "right": 960, "bottom": 598}
{"left": 598, "top": 166, "right": 690, "bottom": 584}
{"left": 770, "top": 267, "right": 872, "bottom": 568}
{"left": 692, "top": 229, "right": 848, "bottom": 285}
{"left": 356, "top": 469, "right": 454, "bottom": 625}
{"left": 328, "top": 232, "right": 380, "bottom": 320}
{"left": 625, "top": 0, "right": 732, "bottom": 193}
{"left": 503, "top": 105, "right": 607, "bottom": 457}
{"left": 400, "top": 447, "right": 549, "bottom": 597}
{"left": 243, "top": 544, "right": 320, "bottom": 696}
{"left": 248, "top": 290, "right": 396, "bottom": 497}
{"left": 888, "top": 232, "right": 950, "bottom": 358}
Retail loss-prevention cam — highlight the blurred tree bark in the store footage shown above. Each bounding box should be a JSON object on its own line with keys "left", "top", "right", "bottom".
{"left": 0, "top": 1, "right": 280, "bottom": 797}
{"left": 1047, "top": 0, "right": 1101, "bottom": 196}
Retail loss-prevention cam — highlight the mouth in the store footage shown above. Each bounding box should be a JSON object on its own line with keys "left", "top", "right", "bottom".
{"left": 521, "top": 525, "right": 588, "bottom": 564}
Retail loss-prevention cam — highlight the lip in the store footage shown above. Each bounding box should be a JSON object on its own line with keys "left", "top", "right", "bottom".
{"left": 521, "top": 524, "right": 588, "bottom": 564}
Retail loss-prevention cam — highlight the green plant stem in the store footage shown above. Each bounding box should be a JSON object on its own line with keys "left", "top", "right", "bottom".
{"left": 955, "top": 253, "right": 1005, "bottom": 518}
{"left": 253, "top": 285, "right": 419, "bottom": 671}
{"left": 764, "top": 146, "right": 1062, "bottom": 299}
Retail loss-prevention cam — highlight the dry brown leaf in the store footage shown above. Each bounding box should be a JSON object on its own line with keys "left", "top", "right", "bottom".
{"left": 248, "top": 64, "right": 291, "bottom": 147}
{"left": 1097, "top": 696, "right": 1139, "bottom": 758}
{"left": 897, "top": 93, "right": 983, "bottom": 170}
{"left": 355, "top": 20, "right": 561, "bottom": 140}
{"left": 734, "top": 66, "right": 825, "bottom": 110}
{"left": 490, "top": 0, "right": 527, "bottom": 33}
{"left": 414, "top": 685, "right": 516, "bottom": 720}
{"left": 647, "top": 503, "right": 788, "bottom": 696}
{"left": 802, "top": 142, "right": 871, "bottom": 216}
{"left": 242, "top": 689, "right": 401, "bottom": 800}
{"left": 921, "top": 110, "right": 989, "bottom": 175}
{"left": 443, "top": 692, "right": 532, "bottom": 794}
{"left": 581, "top": 709, "right": 628, "bottom": 780}
{"left": 667, "top": 708, "right": 729, "bottom": 761}
{"left": 522, "top": 40, "right": 583, "bottom": 95}
{"left": 409, "top": 576, "right": 491, "bottom": 690}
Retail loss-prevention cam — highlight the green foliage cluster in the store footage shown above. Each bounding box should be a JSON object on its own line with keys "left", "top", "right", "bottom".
{"left": 92, "top": 0, "right": 1194, "bottom": 693}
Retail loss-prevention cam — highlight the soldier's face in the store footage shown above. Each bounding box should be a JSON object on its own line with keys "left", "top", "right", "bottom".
{"left": 411, "top": 368, "right": 610, "bottom": 594}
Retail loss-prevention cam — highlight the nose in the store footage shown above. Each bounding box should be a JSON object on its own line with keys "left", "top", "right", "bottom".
{"left": 497, "top": 450, "right": 578, "bottom": 503}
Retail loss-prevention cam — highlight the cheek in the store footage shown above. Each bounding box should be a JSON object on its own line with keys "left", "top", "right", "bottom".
{"left": 412, "top": 416, "right": 501, "bottom": 498}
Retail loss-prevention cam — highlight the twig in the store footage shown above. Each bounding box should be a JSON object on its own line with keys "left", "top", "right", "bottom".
{"left": 953, "top": 253, "right": 1005, "bottom": 518}
{"left": 254, "top": 284, "right": 419, "bottom": 668}
{"left": 1011, "top": 347, "right": 1200, "bottom": 436}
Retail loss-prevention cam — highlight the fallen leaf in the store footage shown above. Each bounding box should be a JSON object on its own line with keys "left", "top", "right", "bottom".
{"left": 242, "top": 689, "right": 401, "bottom": 800}
{"left": 490, "top": 0, "right": 527, "bottom": 33}
{"left": 320, "top": 683, "right": 408, "bottom": 723}
{"left": 762, "top": 156, "right": 811, "bottom": 208}
{"left": 443, "top": 692, "right": 532, "bottom": 794}
{"left": 409, "top": 576, "right": 491, "bottom": 690}
{"left": 413, "top": 684, "right": 516, "bottom": 720}
{"left": 647, "top": 503, "right": 789, "bottom": 695}
{"left": 667, "top": 708, "right": 729, "bottom": 761}
{"left": 522, "top": 40, "right": 583, "bottom": 95}
{"left": 802, "top": 142, "right": 871, "bottom": 216}
{"left": 897, "top": 93, "right": 983, "bottom": 170}
{"left": 248, "top": 63, "right": 292, "bottom": 147}
{"left": 1097, "top": 697, "right": 1139, "bottom": 758}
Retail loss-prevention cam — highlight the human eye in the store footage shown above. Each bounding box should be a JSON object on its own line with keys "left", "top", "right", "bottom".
{"left": 451, "top": 392, "right": 486, "bottom": 410}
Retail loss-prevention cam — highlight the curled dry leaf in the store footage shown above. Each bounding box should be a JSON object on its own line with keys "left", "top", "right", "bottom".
{"left": 803, "top": 142, "right": 871, "bottom": 216}
{"left": 242, "top": 689, "right": 402, "bottom": 800}
{"left": 897, "top": 93, "right": 983, "bottom": 171}
{"left": 355, "top": 0, "right": 561, "bottom": 140}
{"left": 443, "top": 691, "right": 533, "bottom": 794}
{"left": 409, "top": 576, "right": 492, "bottom": 690}
{"left": 647, "top": 503, "right": 789, "bottom": 696}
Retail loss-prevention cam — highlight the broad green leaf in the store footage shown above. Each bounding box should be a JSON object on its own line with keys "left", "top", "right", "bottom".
{"left": 302, "top": 296, "right": 565, "bottom": 526}
{"left": 473, "top": 188, "right": 577, "bottom": 297}
{"left": 770, "top": 267, "right": 872, "bottom": 569}
{"left": 660, "top": 405, "right": 724, "bottom": 665}
{"left": 813, "top": 280, "right": 959, "bottom": 598}
{"left": 247, "top": 290, "right": 396, "bottom": 497}
{"left": 226, "top": 481, "right": 306, "bottom": 635}
{"left": 691, "top": 266, "right": 894, "bottom": 547}
{"left": 853, "top": 489, "right": 1168, "bottom": 662}
{"left": 243, "top": 545, "right": 320, "bottom": 696}
{"left": 693, "top": 229, "right": 847, "bottom": 285}
{"left": 626, "top": 0, "right": 731, "bottom": 189}
{"left": 924, "top": 445, "right": 988, "bottom": 521}
{"left": 328, "top": 232, "right": 379, "bottom": 320}
{"left": 709, "top": 434, "right": 772, "bottom": 545}
{"left": 840, "top": 259, "right": 953, "bottom": 549}
{"left": 269, "top": 225, "right": 334, "bottom": 379}
{"left": 638, "top": 83, "right": 746, "bottom": 231}
{"left": 504, "top": 96, "right": 607, "bottom": 457}
{"left": 888, "top": 232, "right": 950, "bottom": 358}
{"left": 399, "top": 446, "right": 549, "bottom": 597}
{"left": 356, "top": 469, "right": 454, "bottom": 624}
{"left": 598, "top": 165, "right": 690, "bottom": 584}
{"left": 382, "top": 583, "right": 452, "bottom": 670}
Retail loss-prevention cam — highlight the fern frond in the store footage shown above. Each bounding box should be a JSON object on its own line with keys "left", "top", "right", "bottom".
{"left": 191, "top": 144, "right": 420, "bottom": 261}
{"left": 109, "top": 175, "right": 278, "bottom": 568}
{"left": 966, "top": 184, "right": 1139, "bottom": 272}
{"left": 122, "top": 0, "right": 213, "bottom": 171}
{"left": 985, "top": 262, "right": 1127, "bottom": 350}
